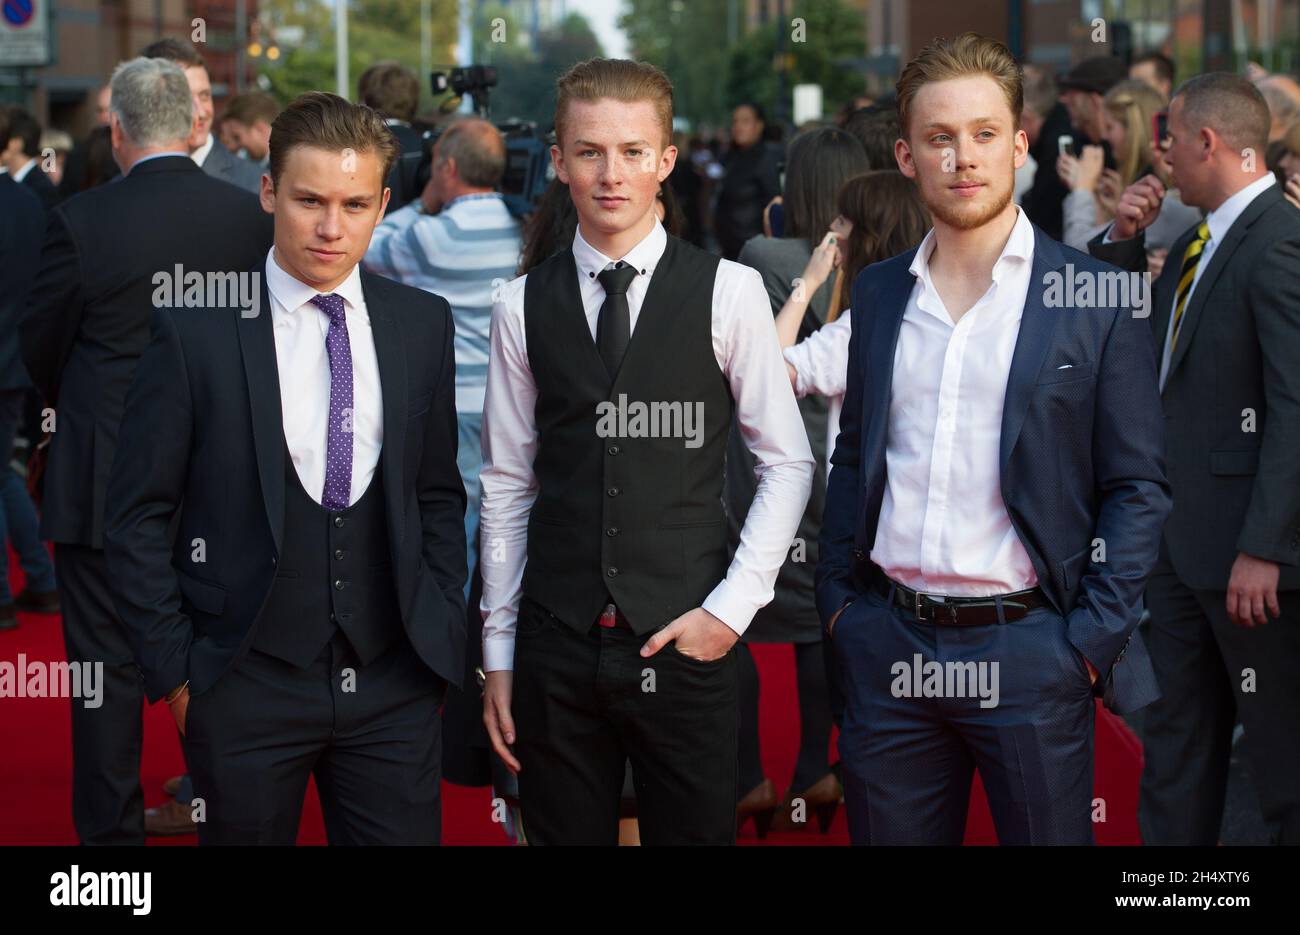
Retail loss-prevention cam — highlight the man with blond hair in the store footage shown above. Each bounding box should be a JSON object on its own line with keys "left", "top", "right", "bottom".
{"left": 479, "top": 58, "right": 814, "bottom": 845}
{"left": 817, "top": 33, "right": 1170, "bottom": 845}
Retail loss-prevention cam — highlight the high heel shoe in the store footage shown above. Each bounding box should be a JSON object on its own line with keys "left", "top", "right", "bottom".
{"left": 769, "top": 771, "right": 843, "bottom": 833}
{"left": 735, "top": 778, "right": 778, "bottom": 839}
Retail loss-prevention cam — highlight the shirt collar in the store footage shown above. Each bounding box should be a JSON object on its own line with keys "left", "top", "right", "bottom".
{"left": 1206, "top": 173, "right": 1275, "bottom": 246}
{"left": 128, "top": 151, "right": 189, "bottom": 174}
{"left": 572, "top": 217, "right": 666, "bottom": 283}
{"left": 908, "top": 206, "right": 1034, "bottom": 288}
{"left": 265, "top": 247, "right": 367, "bottom": 321}
{"left": 12, "top": 158, "right": 39, "bottom": 183}
{"left": 191, "top": 133, "right": 215, "bottom": 167}
{"left": 443, "top": 191, "right": 503, "bottom": 213}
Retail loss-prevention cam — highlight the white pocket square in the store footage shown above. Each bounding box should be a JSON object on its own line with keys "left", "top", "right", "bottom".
{"left": 1056, "top": 363, "right": 1074, "bottom": 370}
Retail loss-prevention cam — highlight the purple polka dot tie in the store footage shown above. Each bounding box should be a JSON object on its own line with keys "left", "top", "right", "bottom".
{"left": 310, "top": 293, "right": 353, "bottom": 512}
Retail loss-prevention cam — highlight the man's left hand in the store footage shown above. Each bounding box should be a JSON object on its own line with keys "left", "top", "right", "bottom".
{"left": 641, "top": 607, "right": 738, "bottom": 663}
{"left": 1227, "top": 552, "right": 1281, "bottom": 627}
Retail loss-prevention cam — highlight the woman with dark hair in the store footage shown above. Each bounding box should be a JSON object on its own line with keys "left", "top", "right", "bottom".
{"left": 776, "top": 171, "right": 932, "bottom": 469}
{"left": 727, "top": 125, "right": 868, "bottom": 837}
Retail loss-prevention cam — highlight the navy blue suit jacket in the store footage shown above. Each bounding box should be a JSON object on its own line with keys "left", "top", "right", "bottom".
{"left": 815, "top": 224, "right": 1171, "bottom": 715}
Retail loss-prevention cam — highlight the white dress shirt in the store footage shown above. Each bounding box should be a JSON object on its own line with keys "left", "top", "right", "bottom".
{"left": 871, "top": 206, "right": 1039, "bottom": 597}
{"left": 264, "top": 248, "right": 384, "bottom": 506}
{"left": 479, "top": 219, "right": 815, "bottom": 672}
{"left": 783, "top": 313, "right": 852, "bottom": 476}
{"left": 1157, "top": 173, "right": 1275, "bottom": 389}
{"left": 190, "top": 133, "right": 216, "bottom": 168}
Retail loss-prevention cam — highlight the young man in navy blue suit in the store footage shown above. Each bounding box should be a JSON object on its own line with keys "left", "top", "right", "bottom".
{"left": 816, "top": 34, "right": 1172, "bottom": 845}
{"left": 104, "top": 93, "right": 467, "bottom": 844}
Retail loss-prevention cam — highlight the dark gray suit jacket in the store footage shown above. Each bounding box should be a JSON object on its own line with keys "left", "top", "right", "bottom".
{"left": 202, "top": 140, "right": 264, "bottom": 194}
{"left": 1089, "top": 183, "right": 1300, "bottom": 591}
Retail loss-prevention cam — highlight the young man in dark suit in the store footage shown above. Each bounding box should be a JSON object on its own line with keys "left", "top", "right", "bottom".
{"left": 479, "top": 59, "right": 814, "bottom": 845}
{"left": 1090, "top": 73, "right": 1300, "bottom": 845}
{"left": 104, "top": 91, "right": 467, "bottom": 845}
{"left": 20, "top": 55, "right": 273, "bottom": 846}
{"left": 0, "top": 106, "right": 59, "bottom": 210}
{"left": 817, "top": 34, "right": 1171, "bottom": 845}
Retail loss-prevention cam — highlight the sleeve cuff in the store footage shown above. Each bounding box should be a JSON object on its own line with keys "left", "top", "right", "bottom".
{"left": 702, "top": 579, "right": 757, "bottom": 639}
{"left": 482, "top": 636, "right": 515, "bottom": 673}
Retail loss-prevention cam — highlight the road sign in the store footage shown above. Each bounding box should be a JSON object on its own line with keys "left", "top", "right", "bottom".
{"left": 0, "top": 0, "right": 51, "bottom": 67}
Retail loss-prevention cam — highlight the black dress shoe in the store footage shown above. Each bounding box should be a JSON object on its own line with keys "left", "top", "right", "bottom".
{"left": 14, "top": 588, "right": 60, "bottom": 614}
{"left": 0, "top": 604, "right": 16, "bottom": 630}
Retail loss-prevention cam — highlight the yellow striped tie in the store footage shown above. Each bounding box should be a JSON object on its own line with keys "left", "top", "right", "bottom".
{"left": 1168, "top": 221, "right": 1210, "bottom": 355}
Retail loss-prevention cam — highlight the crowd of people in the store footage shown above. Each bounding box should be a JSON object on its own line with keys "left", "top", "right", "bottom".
{"left": 1, "top": 29, "right": 1298, "bottom": 846}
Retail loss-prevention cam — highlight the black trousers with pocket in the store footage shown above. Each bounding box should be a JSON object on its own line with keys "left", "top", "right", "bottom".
{"left": 513, "top": 595, "right": 739, "bottom": 845}
{"left": 185, "top": 630, "right": 445, "bottom": 845}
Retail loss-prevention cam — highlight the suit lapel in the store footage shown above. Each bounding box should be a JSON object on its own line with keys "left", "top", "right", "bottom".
{"left": 998, "top": 227, "right": 1061, "bottom": 470}
{"left": 862, "top": 259, "right": 915, "bottom": 485}
{"left": 361, "top": 273, "right": 407, "bottom": 556}
{"left": 1164, "top": 185, "right": 1280, "bottom": 383}
{"left": 238, "top": 275, "right": 286, "bottom": 554}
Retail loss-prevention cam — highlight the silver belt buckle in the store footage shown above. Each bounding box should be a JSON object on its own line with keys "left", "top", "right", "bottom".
{"left": 914, "top": 589, "right": 925, "bottom": 620}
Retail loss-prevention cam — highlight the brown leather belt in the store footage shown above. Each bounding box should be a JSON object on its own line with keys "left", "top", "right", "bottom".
{"left": 853, "top": 550, "right": 1049, "bottom": 626}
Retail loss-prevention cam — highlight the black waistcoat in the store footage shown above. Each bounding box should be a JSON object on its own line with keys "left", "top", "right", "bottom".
{"left": 521, "top": 234, "right": 733, "bottom": 635}
{"left": 252, "top": 442, "right": 402, "bottom": 667}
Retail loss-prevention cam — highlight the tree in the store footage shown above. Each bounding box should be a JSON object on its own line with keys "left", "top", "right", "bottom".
{"left": 621, "top": 0, "right": 733, "bottom": 130}
{"left": 726, "top": 0, "right": 867, "bottom": 129}
{"left": 257, "top": 0, "right": 460, "bottom": 111}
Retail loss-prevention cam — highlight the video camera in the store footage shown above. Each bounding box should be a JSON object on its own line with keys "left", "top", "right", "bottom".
{"left": 390, "top": 65, "right": 551, "bottom": 218}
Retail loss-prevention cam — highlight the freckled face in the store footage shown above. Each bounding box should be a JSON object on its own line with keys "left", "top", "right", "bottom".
{"left": 552, "top": 98, "right": 676, "bottom": 241}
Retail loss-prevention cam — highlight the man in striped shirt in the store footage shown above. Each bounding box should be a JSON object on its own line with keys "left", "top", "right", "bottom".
{"left": 364, "top": 117, "right": 522, "bottom": 578}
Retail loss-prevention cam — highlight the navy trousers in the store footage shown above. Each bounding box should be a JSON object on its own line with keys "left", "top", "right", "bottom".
{"left": 833, "top": 585, "right": 1096, "bottom": 845}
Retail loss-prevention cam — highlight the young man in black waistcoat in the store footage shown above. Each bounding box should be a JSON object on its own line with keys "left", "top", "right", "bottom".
{"left": 104, "top": 93, "right": 467, "bottom": 844}
{"left": 479, "top": 58, "right": 815, "bottom": 845}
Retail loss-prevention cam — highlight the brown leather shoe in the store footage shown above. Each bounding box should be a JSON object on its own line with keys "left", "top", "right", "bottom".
{"left": 0, "top": 604, "right": 16, "bottom": 630}
{"left": 14, "top": 588, "right": 60, "bottom": 614}
{"left": 145, "top": 798, "right": 197, "bottom": 836}
{"left": 769, "top": 771, "right": 844, "bottom": 833}
{"left": 162, "top": 775, "right": 183, "bottom": 798}
{"left": 735, "top": 778, "right": 778, "bottom": 839}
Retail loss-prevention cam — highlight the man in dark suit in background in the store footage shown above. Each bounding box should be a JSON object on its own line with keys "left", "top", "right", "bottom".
{"left": 1, "top": 106, "right": 60, "bottom": 210}
{"left": 818, "top": 34, "right": 1170, "bottom": 845}
{"left": 141, "top": 38, "right": 264, "bottom": 196}
{"left": 1089, "top": 73, "right": 1300, "bottom": 845}
{"left": 104, "top": 92, "right": 466, "bottom": 845}
{"left": 19, "top": 56, "right": 273, "bottom": 845}
{"left": 0, "top": 173, "right": 58, "bottom": 630}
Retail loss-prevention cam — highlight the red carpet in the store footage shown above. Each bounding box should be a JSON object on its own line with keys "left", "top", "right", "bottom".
{"left": 0, "top": 546, "right": 1144, "bottom": 844}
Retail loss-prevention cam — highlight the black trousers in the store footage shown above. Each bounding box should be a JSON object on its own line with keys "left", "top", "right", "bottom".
{"left": 186, "top": 630, "right": 445, "bottom": 845}
{"left": 513, "top": 596, "right": 739, "bottom": 844}
{"left": 55, "top": 543, "right": 145, "bottom": 845}
{"left": 1140, "top": 543, "right": 1300, "bottom": 844}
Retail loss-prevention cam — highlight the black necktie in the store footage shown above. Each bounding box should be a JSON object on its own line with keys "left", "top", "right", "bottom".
{"left": 596, "top": 261, "right": 638, "bottom": 380}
